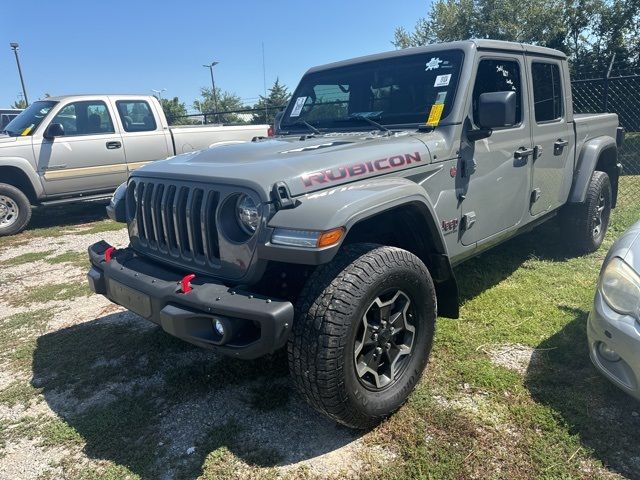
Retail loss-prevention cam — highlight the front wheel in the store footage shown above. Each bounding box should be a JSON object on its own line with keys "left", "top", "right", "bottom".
{"left": 287, "top": 243, "right": 436, "bottom": 429}
{"left": 0, "top": 183, "right": 32, "bottom": 237}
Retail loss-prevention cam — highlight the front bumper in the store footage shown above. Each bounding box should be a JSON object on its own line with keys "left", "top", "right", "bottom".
{"left": 587, "top": 290, "right": 640, "bottom": 399}
{"left": 87, "top": 241, "right": 294, "bottom": 359}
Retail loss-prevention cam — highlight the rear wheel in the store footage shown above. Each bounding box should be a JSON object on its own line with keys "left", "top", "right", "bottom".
{"left": 287, "top": 243, "right": 436, "bottom": 429}
{"left": 0, "top": 183, "right": 31, "bottom": 236}
{"left": 561, "top": 171, "right": 611, "bottom": 254}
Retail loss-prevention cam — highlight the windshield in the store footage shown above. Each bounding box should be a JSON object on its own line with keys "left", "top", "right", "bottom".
{"left": 2, "top": 101, "right": 57, "bottom": 137}
{"left": 281, "top": 50, "right": 464, "bottom": 132}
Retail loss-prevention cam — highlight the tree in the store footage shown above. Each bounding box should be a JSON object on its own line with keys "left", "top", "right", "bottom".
{"left": 193, "top": 87, "right": 248, "bottom": 124}
{"left": 160, "top": 97, "right": 194, "bottom": 125}
{"left": 11, "top": 98, "right": 27, "bottom": 109}
{"left": 252, "top": 78, "right": 292, "bottom": 124}
{"left": 393, "top": 0, "right": 640, "bottom": 73}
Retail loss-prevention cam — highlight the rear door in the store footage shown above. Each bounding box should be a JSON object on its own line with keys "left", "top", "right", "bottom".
{"left": 459, "top": 54, "right": 532, "bottom": 246}
{"left": 527, "top": 59, "right": 573, "bottom": 216}
{"left": 35, "top": 99, "right": 126, "bottom": 196}
{"left": 110, "top": 98, "right": 172, "bottom": 173}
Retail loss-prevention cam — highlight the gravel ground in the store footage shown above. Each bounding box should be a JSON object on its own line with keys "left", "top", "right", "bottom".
{"left": 0, "top": 220, "right": 384, "bottom": 479}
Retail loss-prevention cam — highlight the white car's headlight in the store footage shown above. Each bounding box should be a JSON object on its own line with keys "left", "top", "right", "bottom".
{"left": 599, "top": 257, "right": 640, "bottom": 316}
{"left": 236, "top": 194, "right": 260, "bottom": 235}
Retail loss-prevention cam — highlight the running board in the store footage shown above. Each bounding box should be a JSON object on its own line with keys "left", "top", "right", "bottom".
{"left": 39, "top": 193, "right": 113, "bottom": 206}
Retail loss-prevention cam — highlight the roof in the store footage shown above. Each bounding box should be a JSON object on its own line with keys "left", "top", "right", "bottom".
{"left": 306, "top": 39, "right": 566, "bottom": 74}
{"left": 42, "top": 94, "right": 156, "bottom": 101}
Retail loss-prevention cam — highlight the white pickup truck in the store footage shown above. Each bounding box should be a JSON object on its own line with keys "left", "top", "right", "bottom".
{"left": 0, "top": 94, "right": 270, "bottom": 235}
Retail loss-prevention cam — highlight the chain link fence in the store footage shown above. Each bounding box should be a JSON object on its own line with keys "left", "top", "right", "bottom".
{"left": 572, "top": 65, "right": 640, "bottom": 201}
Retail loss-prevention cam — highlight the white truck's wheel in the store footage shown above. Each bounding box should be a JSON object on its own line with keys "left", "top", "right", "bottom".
{"left": 0, "top": 183, "right": 32, "bottom": 236}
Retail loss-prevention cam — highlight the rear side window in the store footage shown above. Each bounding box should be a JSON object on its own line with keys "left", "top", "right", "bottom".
{"left": 472, "top": 59, "right": 522, "bottom": 126}
{"left": 116, "top": 100, "right": 157, "bottom": 132}
{"left": 50, "top": 100, "right": 115, "bottom": 136}
{"left": 531, "top": 62, "right": 563, "bottom": 122}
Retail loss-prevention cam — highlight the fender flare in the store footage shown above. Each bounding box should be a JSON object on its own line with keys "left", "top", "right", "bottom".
{"left": 569, "top": 136, "right": 617, "bottom": 204}
{"left": 266, "top": 176, "right": 460, "bottom": 318}
{"left": 0, "top": 157, "right": 44, "bottom": 199}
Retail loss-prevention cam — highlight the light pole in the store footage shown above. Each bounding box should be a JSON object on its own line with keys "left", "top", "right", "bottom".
{"left": 9, "top": 43, "right": 28, "bottom": 107}
{"left": 151, "top": 88, "right": 167, "bottom": 101}
{"left": 203, "top": 61, "right": 219, "bottom": 123}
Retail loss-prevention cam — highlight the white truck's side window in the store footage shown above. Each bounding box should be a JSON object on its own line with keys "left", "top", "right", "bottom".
{"left": 51, "top": 101, "right": 115, "bottom": 136}
{"left": 116, "top": 101, "right": 157, "bottom": 132}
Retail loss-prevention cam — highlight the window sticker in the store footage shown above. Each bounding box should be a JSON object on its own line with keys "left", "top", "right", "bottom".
{"left": 435, "top": 91, "right": 447, "bottom": 104}
{"left": 426, "top": 103, "right": 445, "bottom": 127}
{"left": 290, "top": 96, "right": 307, "bottom": 117}
{"left": 425, "top": 57, "right": 442, "bottom": 71}
{"left": 434, "top": 74, "right": 452, "bottom": 87}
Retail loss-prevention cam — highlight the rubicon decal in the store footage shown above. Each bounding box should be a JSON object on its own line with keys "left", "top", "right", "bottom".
{"left": 301, "top": 152, "right": 423, "bottom": 187}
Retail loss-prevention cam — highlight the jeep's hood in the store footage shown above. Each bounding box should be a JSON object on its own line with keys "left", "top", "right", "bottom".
{"left": 133, "top": 132, "right": 431, "bottom": 199}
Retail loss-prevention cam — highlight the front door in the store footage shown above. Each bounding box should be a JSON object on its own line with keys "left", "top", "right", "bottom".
{"left": 35, "top": 99, "right": 126, "bottom": 196}
{"left": 459, "top": 55, "right": 532, "bottom": 246}
{"left": 527, "top": 59, "right": 573, "bottom": 216}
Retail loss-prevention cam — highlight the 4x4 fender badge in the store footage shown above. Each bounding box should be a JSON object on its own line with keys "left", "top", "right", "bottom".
{"left": 301, "top": 152, "right": 423, "bottom": 188}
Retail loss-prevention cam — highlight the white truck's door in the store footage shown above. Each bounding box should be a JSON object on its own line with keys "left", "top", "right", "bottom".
{"left": 34, "top": 99, "right": 127, "bottom": 196}
{"left": 527, "top": 58, "right": 573, "bottom": 216}
{"left": 110, "top": 98, "right": 172, "bottom": 173}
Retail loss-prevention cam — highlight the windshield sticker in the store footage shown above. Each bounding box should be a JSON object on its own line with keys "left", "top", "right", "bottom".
{"left": 434, "top": 74, "right": 452, "bottom": 87}
{"left": 21, "top": 126, "right": 33, "bottom": 136}
{"left": 426, "top": 103, "right": 445, "bottom": 127}
{"left": 425, "top": 57, "right": 443, "bottom": 71}
{"left": 435, "top": 91, "right": 447, "bottom": 104}
{"left": 290, "top": 96, "right": 307, "bottom": 117}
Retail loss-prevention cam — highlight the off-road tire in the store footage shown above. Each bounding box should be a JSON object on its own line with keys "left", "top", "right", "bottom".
{"left": 287, "top": 243, "right": 437, "bottom": 429}
{"left": 561, "top": 171, "right": 611, "bottom": 254}
{"left": 0, "top": 183, "right": 31, "bottom": 237}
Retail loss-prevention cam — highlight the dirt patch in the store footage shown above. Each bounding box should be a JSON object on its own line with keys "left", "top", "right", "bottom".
{"left": 0, "top": 438, "right": 67, "bottom": 479}
{"left": 487, "top": 343, "right": 543, "bottom": 375}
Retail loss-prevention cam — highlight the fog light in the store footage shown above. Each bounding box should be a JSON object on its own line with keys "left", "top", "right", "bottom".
{"left": 598, "top": 341, "right": 621, "bottom": 362}
{"left": 214, "top": 319, "right": 225, "bottom": 336}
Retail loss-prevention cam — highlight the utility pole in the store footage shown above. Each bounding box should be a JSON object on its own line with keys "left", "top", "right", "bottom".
{"left": 262, "top": 42, "right": 268, "bottom": 123}
{"left": 9, "top": 43, "right": 28, "bottom": 107}
{"left": 203, "top": 61, "right": 219, "bottom": 123}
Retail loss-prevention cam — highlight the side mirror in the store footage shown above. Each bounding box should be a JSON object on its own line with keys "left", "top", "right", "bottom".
{"left": 44, "top": 123, "right": 65, "bottom": 139}
{"left": 477, "top": 91, "right": 516, "bottom": 129}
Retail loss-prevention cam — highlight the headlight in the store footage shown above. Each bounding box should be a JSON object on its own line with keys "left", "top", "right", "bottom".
{"left": 236, "top": 194, "right": 259, "bottom": 235}
{"left": 110, "top": 182, "right": 127, "bottom": 206}
{"left": 599, "top": 257, "right": 640, "bottom": 316}
{"left": 108, "top": 182, "right": 127, "bottom": 223}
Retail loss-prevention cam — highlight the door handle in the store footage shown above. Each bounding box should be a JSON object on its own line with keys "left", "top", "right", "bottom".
{"left": 106, "top": 141, "right": 122, "bottom": 150}
{"left": 554, "top": 139, "right": 568, "bottom": 155}
{"left": 514, "top": 147, "right": 535, "bottom": 160}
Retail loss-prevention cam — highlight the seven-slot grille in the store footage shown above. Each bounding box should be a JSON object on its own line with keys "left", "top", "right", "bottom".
{"left": 127, "top": 179, "right": 221, "bottom": 266}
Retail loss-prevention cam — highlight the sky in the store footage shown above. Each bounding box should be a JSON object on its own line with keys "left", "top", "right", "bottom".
{"left": 0, "top": 0, "right": 428, "bottom": 112}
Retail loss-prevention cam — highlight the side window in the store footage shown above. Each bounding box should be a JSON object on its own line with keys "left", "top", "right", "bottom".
{"left": 51, "top": 101, "right": 114, "bottom": 136}
{"left": 116, "top": 101, "right": 157, "bottom": 132}
{"left": 472, "top": 59, "right": 522, "bottom": 126}
{"left": 531, "top": 62, "right": 563, "bottom": 122}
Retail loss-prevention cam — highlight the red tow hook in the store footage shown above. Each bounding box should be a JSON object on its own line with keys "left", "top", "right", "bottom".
{"left": 104, "top": 246, "right": 116, "bottom": 262}
{"left": 181, "top": 273, "right": 196, "bottom": 293}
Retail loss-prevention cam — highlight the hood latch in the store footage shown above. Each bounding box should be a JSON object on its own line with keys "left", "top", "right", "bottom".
{"left": 271, "top": 181, "right": 299, "bottom": 210}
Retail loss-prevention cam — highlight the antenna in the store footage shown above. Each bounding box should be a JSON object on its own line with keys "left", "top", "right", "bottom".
{"left": 262, "top": 42, "right": 268, "bottom": 122}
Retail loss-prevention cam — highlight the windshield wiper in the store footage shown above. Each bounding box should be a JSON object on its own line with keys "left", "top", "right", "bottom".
{"left": 285, "top": 120, "right": 321, "bottom": 135}
{"left": 338, "top": 112, "right": 392, "bottom": 135}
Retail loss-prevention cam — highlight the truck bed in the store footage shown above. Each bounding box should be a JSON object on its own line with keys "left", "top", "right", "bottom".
{"left": 170, "top": 124, "right": 269, "bottom": 154}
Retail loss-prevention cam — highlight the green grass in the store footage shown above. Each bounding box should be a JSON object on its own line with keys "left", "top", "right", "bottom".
{"left": 45, "top": 250, "right": 90, "bottom": 269}
{"left": 8, "top": 282, "right": 91, "bottom": 307}
{"left": 0, "top": 250, "right": 54, "bottom": 267}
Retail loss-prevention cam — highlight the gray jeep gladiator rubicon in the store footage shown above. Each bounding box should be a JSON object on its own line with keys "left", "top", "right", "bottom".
{"left": 88, "top": 40, "right": 623, "bottom": 428}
